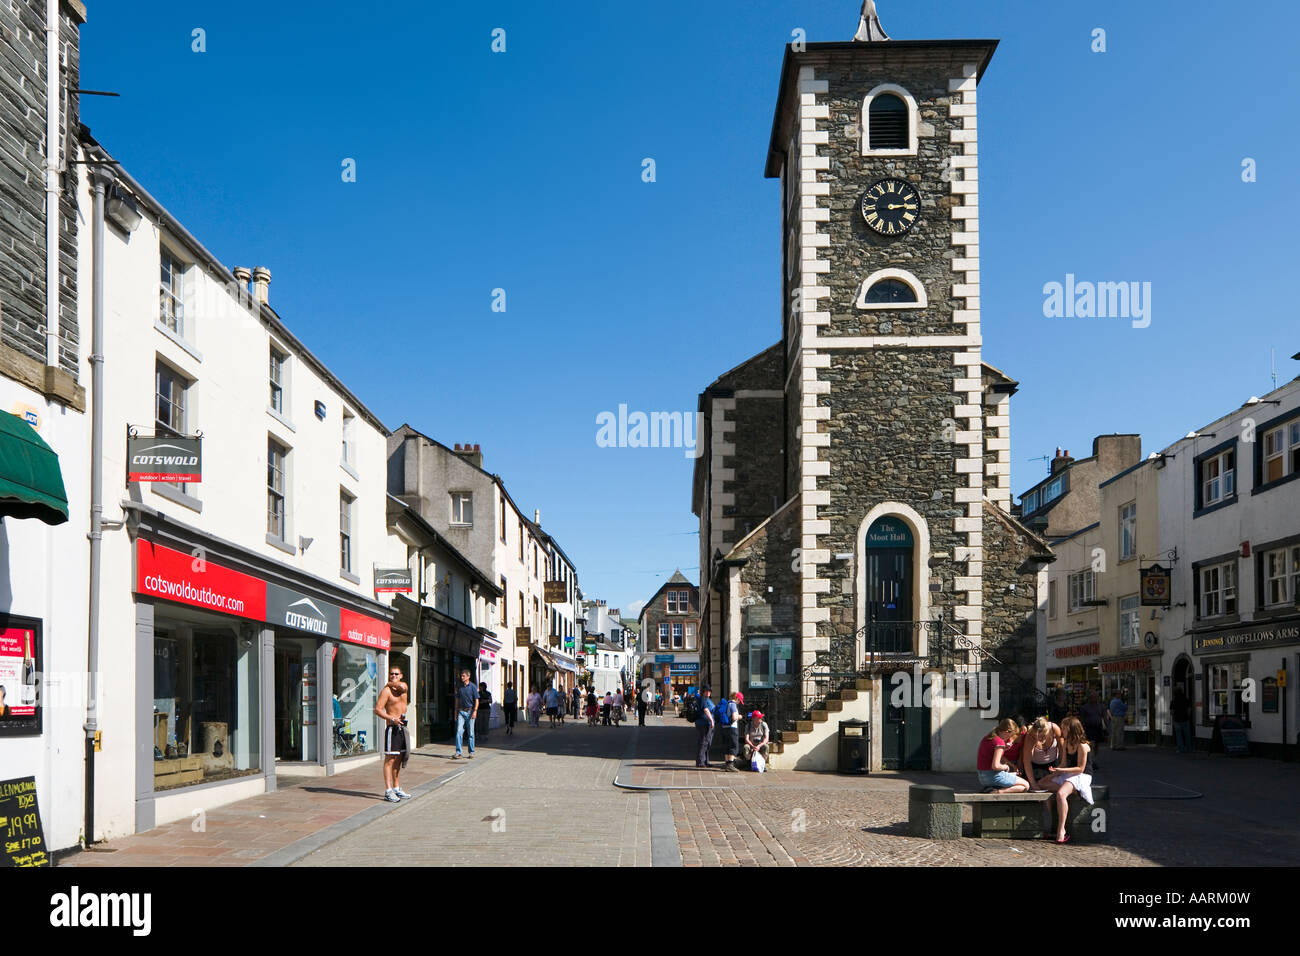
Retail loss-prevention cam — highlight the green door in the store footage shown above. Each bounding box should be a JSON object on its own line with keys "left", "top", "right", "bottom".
{"left": 882, "top": 696, "right": 931, "bottom": 770}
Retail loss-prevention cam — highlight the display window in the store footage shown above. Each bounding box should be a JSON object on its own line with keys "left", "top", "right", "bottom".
{"left": 332, "top": 641, "right": 381, "bottom": 757}
{"left": 1103, "top": 672, "right": 1152, "bottom": 731}
{"left": 153, "top": 621, "right": 261, "bottom": 791}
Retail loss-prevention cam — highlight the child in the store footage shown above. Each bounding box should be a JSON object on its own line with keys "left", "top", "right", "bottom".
{"left": 975, "top": 718, "right": 1030, "bottom": 794}
{"left": 1039, "top": 716, "right": 1095, "bottom": 844}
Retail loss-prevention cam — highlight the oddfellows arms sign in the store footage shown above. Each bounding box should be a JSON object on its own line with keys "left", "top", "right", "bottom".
{"left": 136, "top": 540, "right": 390, "bottom": 650}
{"left": 1192, "top": 621, "right": 1300, "bottom": 655}
{"left": 127, "top": 436, "right": 202, "bottom": 483}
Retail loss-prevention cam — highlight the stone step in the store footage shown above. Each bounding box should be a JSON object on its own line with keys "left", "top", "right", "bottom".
{"left": 771, "top": 741, "right": 784, "bottom": 754}
{"left": 810, "top": 710, "right": 829, "bottom": 722}
{"left": 855, "top": 679, "right": 872, "bottom": 691}
{"left": 824, "top": 699, "right": 844, "bottom": 712}
{"left": 796, "top": 720, "right": 814, "bottom": 733}
{"left": 839, "top": 689, "right": 859, "bottom": 701}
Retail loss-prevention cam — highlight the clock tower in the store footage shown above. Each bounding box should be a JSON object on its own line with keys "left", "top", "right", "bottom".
{"left": 764, "top": 13, "right": 1004, "bottom": 675}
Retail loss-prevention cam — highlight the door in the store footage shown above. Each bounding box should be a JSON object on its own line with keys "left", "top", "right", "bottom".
{"left": 866, "top": 548, "right": 912, "bottom": 652}
{"left": 274, "top": 643, "right": 302, "bottom": 760}
{"left": 881, "top": 694, "right": 931, "bottom": 770}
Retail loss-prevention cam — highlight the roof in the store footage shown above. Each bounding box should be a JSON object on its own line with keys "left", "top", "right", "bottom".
{"left": 667, "top": 569, "right": 692, "bottom": 585}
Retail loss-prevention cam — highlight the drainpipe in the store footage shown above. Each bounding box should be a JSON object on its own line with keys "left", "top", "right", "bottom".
{"left": 84, "top": 169, "right": 109, "bottom": 847}
{"left": 44, "top": 0, "right": 60, "bottom": 368}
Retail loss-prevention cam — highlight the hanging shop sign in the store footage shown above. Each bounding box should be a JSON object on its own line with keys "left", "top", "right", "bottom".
{"left": 544, "top": 581, "right": 568, "bottom": 603}
{"left": 0, "top": 617, "right": 41, "bottom": 737}
{"left": 374, "top": 569, "right": 413, "bottom": 593}
{"left": 136, "top": 540, "right": 390, "bottom": 650}
{"left": 515, "top": 627, "right": 532, "bottom": 648}
{"left": 0, "top": 777, "right": 48, "bottom": 867}
{"left": 1192, "top": 621, "right": 1300, "bottom": 655}
{"left": 1140, "top": 565, "right": 1172, "bottom": 606}
{"left": 127, "top": 435, "right": 202, "bottom": 483}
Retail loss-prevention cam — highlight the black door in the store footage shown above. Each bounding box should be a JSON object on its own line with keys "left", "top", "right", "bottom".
{"left": 882, "top": 696, "right": 931, "bottom": 770}
{"left": 866, "top": 547, "right": 912, "bottom": 652}
{"left": 274, "top": 644, "right": 302, "bottom": 760}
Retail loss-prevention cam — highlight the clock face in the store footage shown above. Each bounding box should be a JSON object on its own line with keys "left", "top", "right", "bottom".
{"left": 860, "top": 178, "right": 921, "bottom": 237}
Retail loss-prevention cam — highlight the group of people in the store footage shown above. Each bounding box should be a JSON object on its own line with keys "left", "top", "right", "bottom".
{"left": 976, "top": 715, "right": 1096, "bottom": 843}
{"left": 689, "top": 685, "right": 770, "bottom": 772}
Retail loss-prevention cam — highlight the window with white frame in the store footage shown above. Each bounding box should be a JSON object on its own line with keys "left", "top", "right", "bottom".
{"left": 450, "top": 492, "right": 472, "bottom": 526}
{"left": 658, "top": 624, "right": 669, "bottom": 649}
{"left": 1119, "top": 502, "right": 1137, "bottom": 561}
{"left": 1199, "top": 561, "right": 1237, "bottom": 619}
{"left": 685, "top": 622, "right": 696, "bottom": 650}
{"left": 855, "top": 269, "right": 927, "bottom": 310}
{"left": 267, "top": 438, "right": 289, "bottom": 540}
{"left": 1021, "top": 489, "right": 1040, "bottom": 515}
{"left": 339, "top": 490, "right": 354, "bottom": 573}
{"left": 666, "top": 590, "right": 679, "bottom": 613}
{"left": 1207, "top": 662, "right": 1248, "bottom": 718}
{"left": 1199, "top": 449, "right": 1235, "bottom": 506}
{"left": 1119, "top": 595, "right": 1140, "bottom": 648}
{"left": 341, "top": 409, "right": 356, "bottom": 467}
{"left": 1068, "top": 570, "right": 1095, "bottom": 611}
{"left": 1042, "top": 476, "right": 1065, "bottom": 505}
{"left": 1261, "top": 419, "right": 1300, "bottom": 484}
{"left": 1263, "top": 545, "right": 1300, "bottom": 607}
{"left": 155, "top": 360, "right": 191, "bottom": 492}
{"left": 159, "top": 248, "right": 186, "bottom": 335}
{"left": 269, "top": 346, "right": 287, "bottom": 413}
{"left": 672, "top": 623, "right": 683, "bottom": 649}
{"left": 862, "top": 85, "right": 916, "bottom": 154}
{"left": 1047, "top": 579, "right": 1057, "bottom": 619}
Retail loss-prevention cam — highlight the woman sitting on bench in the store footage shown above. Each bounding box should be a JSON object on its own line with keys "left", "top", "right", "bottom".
{"left": 976, "top": 718, "right": 1030, "bottom": 793}
{"left": 1037, "top": 716, "right": 1095, "bottom": 845}
{"left": 1023, "top": 716, "right": 1064, "bottom": 791}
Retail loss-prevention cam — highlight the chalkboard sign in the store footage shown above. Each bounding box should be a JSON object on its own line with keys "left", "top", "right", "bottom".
{"left": 1218, "top": 716, "right": 1249, "bottom": 757}
{"left": 1262, "top": 678, "right": 1279, "bottom": 714}
{"left": 0, "top": 776, "right": 49, "bottom": 867}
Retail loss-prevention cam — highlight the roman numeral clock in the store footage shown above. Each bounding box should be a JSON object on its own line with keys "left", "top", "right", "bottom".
{"left": 860, "top": 178, "right": 920, "bottom": 237}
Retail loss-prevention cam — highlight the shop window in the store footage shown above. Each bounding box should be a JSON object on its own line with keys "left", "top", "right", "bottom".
{"left": 1119, "top": 595, "right": 1140, "bottom": 648}
{"left": 333, "top": 642, "right": 381, "bottom": 757}
{"left": 747, "top": 637, "right": 794, "bottom": 690}
{"left": 153, "top": 626, "right": 260, "bottom": 791}
{"left": 1206, "top": 662, "right": 1249, "bottom": 719}
{"left": 1199, "top": 562, "right": 1237, "bottom": 619}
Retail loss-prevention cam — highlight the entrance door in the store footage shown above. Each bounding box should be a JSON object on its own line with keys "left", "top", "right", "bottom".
{"left": 882, "top": 694, "right": 931, "bottom": 770}
{"left": 866, "top": 547, "right": 913, "bottom": 653}
{"left": 274, "top": 643, "right": 302, "bottom": 760}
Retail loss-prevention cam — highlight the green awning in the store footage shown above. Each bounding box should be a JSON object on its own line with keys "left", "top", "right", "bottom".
{"left": 0, "top": 412, "right": 69, "bottom": 525}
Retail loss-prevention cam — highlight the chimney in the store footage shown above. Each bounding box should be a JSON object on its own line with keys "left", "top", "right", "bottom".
{"left": 453, "top": 442, "right": 483, "bottom": 469}
{"left": 252, "top": 266, "right": 271, "bottom": 304}
{"left": 1051, "top": 447, "right": 1074, "bottom": 474}
{"left": 534, "top": 509, "right": 540, "bottom": 524}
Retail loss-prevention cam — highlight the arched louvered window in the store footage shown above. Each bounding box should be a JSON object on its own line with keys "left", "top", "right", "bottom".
{"left": 869, "top": 94, "right": 908, "bottom": 150}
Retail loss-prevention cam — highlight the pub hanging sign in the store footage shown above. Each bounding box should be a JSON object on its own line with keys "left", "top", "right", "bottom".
{"left": 1140, "top": 564, "right": 1172, "bottom": 607}
{"left": 127, "top": 433, "right": 203, "bottom": 483}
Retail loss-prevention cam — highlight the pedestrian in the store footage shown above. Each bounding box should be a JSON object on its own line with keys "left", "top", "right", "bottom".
{"left": 1048, "top": 687, "right": 1069, "bottom": 725}
{"left": 601, "top": 690, "right": 613, "bottom": 726}
{"left": 374, "top": 665, "right": 411, "bottom": 801}
{"left": 1171, "top": 687, "right": 1193, "bottom": 753}
{"left": 526, "top": 688, "right": 542, "bottom": 727}
{"left": 542, "top": 684, "right": 556, "bottom": 727}
{"left": 655, "top": 690, "right": 663, "bottom": 716}
{"left": 742, "top": 710, "right": 770, "bottom": 770}
{"left": 572, "top": 685, "right": 582, "bottom": 719}
{"left": 556, "top": 684, "right": 567, "bottom": 724}
{"left": 585, "top": 686, "right": 598, "bottom": 725}
{"left": 612, "top": 687, "right": 625, "bottom": 725}
{"left": 476, "top": 681, "right": 492, "bottom": 740}
{"left": 637, "top": 683, "right": 650, "bottom": 726}
{"left": 1108, "top": 690, "right": 1127, "bottom": 750}
{"left": 694, "top": 685, "right": 716, "bottom": 767}
{"left": 503, "top": 681, "right": 518, "bottom": 735}
{"left": 453, "top": 669, "right": 477, "bottom": 759}
{"left": 1079, "top": 690, "right": 1106, "bottom": 765}
{"left": 716, "top": 690, "right": 743, "bottom": 772}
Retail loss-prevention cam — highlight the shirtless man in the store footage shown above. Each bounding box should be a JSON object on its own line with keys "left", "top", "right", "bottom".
{"left": 375, "top": 666, "right": 410, "bottom": 802}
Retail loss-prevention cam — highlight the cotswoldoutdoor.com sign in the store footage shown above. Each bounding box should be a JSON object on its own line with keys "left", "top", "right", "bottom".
{"left": 127, "top": 436, "right": 202, "bottom": 483}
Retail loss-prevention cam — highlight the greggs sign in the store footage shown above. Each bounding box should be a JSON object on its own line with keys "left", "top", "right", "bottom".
{"left": 136, "top": 540, "right": 390, "bottom": 650}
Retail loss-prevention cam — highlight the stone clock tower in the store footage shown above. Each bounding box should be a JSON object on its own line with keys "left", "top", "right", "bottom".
{"left": 693, "top": 5, "right": 1051, "bottom": 769}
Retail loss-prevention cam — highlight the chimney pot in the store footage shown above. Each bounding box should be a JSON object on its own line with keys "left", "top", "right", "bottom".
{"left": 252, "top": 266, "right": 271, "bottom": 304}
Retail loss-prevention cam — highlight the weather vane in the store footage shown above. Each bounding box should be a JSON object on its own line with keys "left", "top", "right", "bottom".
{"left": 854, "top": 0, "right": 890, "bottom": 42}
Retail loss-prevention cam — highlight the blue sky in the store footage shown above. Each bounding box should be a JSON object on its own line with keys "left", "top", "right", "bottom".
{"left": 81, "top": 1, "right": 1300, "bottom": 615}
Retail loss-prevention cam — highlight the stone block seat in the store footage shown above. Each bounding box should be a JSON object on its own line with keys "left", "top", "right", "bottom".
{"left": 907, "top": 784, "right": 1110, "bottom": 841}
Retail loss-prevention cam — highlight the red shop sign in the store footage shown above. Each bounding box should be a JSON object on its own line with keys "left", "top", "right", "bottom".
{"left": 340, "top": 607, "right": 391, "bottom": 651}
{"left": 136, "top": 540, "right": 267, "bottom": 621}
{"left": 1054, "top": 642, "right": 1100, "bottom": 659}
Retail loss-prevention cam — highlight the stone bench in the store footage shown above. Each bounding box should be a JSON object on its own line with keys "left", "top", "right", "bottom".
{"left": 907, "top": 784, "right": 1110, "bottom": 842}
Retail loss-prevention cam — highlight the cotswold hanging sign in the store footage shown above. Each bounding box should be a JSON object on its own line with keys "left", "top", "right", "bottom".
{"left": 374, "top": 569, "right": 413, "bottom": 593}
{"left": 127, "top": 435, "right": 202, "bottom": 483}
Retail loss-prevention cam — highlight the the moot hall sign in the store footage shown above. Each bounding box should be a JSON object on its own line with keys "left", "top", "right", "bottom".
{"left": 136, "top": 540, "right": 390, "bottom": 650}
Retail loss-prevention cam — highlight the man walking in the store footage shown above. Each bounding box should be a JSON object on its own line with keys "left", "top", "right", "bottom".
{"left": 695, "top": 685, "right": 716, "bottom": 768}
{"left": 572, "top": 685, "right": 582, "bottom": 720}
{"left": 1108, "top": 689, "right": 1127, "bottom": 751}
{"left": 637, "top": 682, "right": 651, "bottom": 726}
{"left": 453, "top": 669, "right": 478, "bottom": 759}
{"left": 503, "top": 681, "right": 518, "bottom": 735}
{"left": 375, "top": 666, "right": 411, "bottom": 801}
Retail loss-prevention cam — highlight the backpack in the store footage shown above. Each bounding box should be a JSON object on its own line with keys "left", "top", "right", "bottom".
{"left": 715, "top": 699, "right": 734, "bottom": 727}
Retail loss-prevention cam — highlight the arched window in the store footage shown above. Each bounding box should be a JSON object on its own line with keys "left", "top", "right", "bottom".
{"left": 855, "top": 269, "right": 927, "bottom": 310}
{"left": 862, "top": 84, "right": 919, "bottom": 156}
{"left": 868, "top": 94, "right": 908, "bottom": 150}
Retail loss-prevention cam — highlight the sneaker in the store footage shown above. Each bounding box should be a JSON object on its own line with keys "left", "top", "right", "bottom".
{"left": 452, "top": 753, "right": 463, "bottom": 760}
{"left": 395, "top": 788, "right": 412, "bottom": 800}
{"left": 467, "top": 752, "right": 475, "bottom": 759}
{"left": 384, "top": 789, "right": 401, "bottom": 803}
{"left": 724, "top": 763, "right": 739, "bottom": 773}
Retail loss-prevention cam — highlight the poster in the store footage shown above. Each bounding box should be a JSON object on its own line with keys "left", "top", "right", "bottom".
{"left": 0, "top": 626, "right": 37, "bottom": 720}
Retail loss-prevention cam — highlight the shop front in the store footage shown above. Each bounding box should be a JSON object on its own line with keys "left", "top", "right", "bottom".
{"left": 1189, "top": 619, "right": 1300, "bottom": 758}
{"left": 1044, "top": 638, "right": 1100, "bottom": 714}
{"left": 134, "top": 535, "right": 391, "bottom": 830}
{"left": 414, "top": 610, "right": 482, "bottom": 743}
{"left": 1099, "top": 655, "right": 1158, "bottom": 744}
{"left": 670, "top": 660, "right": 700, "bottom": 698}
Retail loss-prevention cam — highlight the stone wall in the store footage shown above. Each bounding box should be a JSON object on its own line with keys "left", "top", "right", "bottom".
{"left": 0, "top": 0, "right": 83, "bottom": 381}
{"left": 980, "top": 504, "right": 1050, "bottom": 715}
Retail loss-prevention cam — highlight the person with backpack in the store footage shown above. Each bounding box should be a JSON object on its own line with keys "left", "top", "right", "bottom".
{"left": 716, "top": 691, "right": 743, "bottom": 772}
{"left": 694, "top": 685, "right": 716, "bottom": 768}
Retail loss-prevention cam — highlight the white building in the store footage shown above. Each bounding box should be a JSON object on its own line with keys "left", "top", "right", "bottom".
{"left": 79, "top": 135, "right": 395, "bottom": 840}
{"left": 1155, "top": 374, "right": 1300, "bottom": 756}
